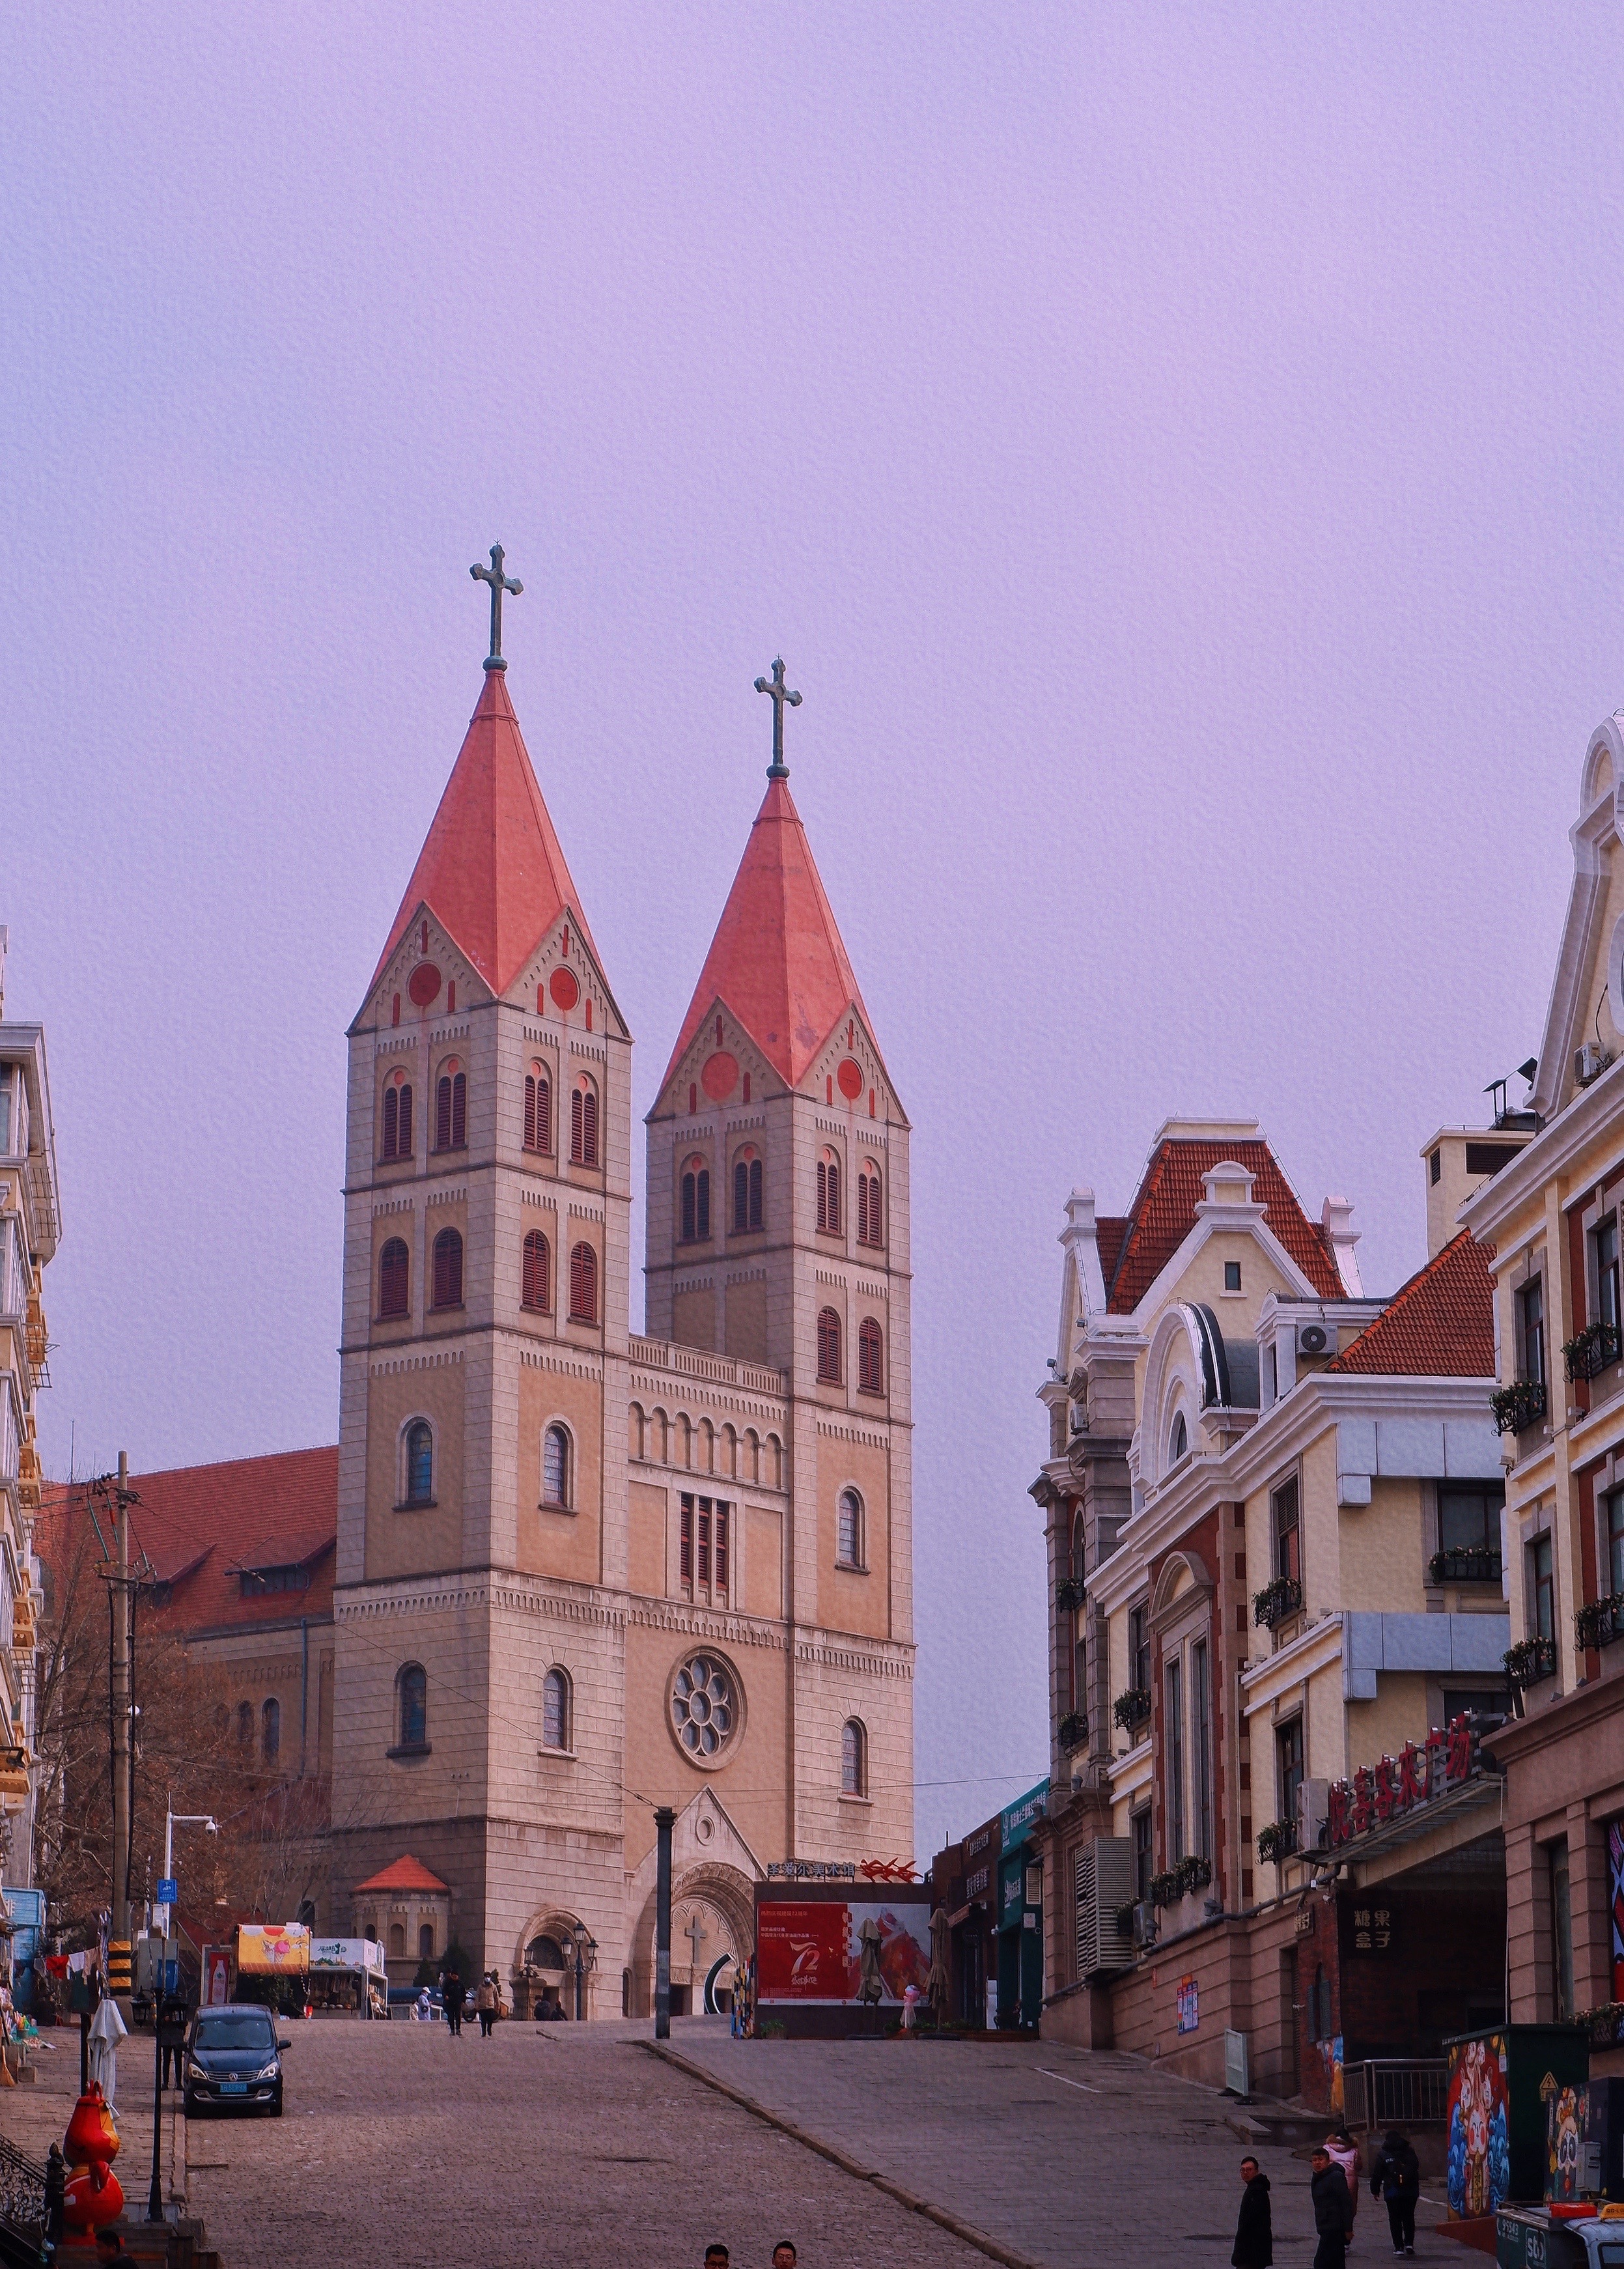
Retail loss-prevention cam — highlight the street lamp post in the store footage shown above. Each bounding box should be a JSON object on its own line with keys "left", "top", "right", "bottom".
{"left": 570, "top": 1923, "right": 597, "bottom": 2023}
{"left": 155, "top": 1805, "right": 218, "bottom": 1938}
{"left": 147, "top": 1806, "right": 218, "bottom": 2225}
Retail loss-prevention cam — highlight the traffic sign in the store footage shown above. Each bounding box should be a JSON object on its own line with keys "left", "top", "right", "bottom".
{"left": 156, "top": 1878, "right": 178, "bottom": 1906}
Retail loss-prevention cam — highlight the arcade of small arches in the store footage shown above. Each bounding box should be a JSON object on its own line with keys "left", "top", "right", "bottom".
{"left": 628, "top": 1406, "right": 784, "bottom": 1486}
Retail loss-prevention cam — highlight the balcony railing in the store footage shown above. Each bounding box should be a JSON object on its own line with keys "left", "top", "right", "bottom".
{"left": 1253, "top": 1576, "right": 1303, "bottom": 1630}
{"left": 1491, "top": 1377, "right": 1548, "bottom": 1435}
{"left": 1504, "top": 1635, "right": 1557, "bottom": 1688}
{"left": 1112, "top": 1688, "right": 1152, "bottom": 1736}
{"left": 1257, "top": 1819, "right": 1298, "bottom": 1867}
{"left": 1429, "top": 1546, "right": 1503, "bottom": 1586}
{"left": 1343, "top": 2059, "right": 1448, "bottom": 2134}
{"left": 1575, "top": 1592, "right": 1624, "bottom": 1652}
{"left": 1565, "top": 1323, "right": 1623, "bottom": 1382}
{"left": 1149, "top": 1853, "right": 1212, "bottom": 1909}
{"left": 1057, "top": 1710, "right": 1087, "bottom": 1751}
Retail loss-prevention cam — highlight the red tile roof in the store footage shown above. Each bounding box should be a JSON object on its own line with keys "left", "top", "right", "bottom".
{"left": 662, "top": 775, "right": 875, "bottom": 1091}
{"left": 1327, "top": 1231, "right": 1496, "bottom": 1377}
{"left": 38, "top": 1446, "right": 338, "bottom": 1636}
{"left": 353, "top": 1855, "right": 450, "bottom": 1895}
{"left": 370, "top": 669, "right": 600, "bottom": 1000}
{"left": 1106, "top": 1139, "right": 1343, "bottom": 1314}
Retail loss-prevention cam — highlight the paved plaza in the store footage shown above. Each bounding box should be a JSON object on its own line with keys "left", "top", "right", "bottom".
{"left": 2, "top": 2018, "right": 1458, "bottom": 2268}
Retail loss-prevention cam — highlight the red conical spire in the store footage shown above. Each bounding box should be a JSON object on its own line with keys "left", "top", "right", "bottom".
{"left": 663, "top": 774, "right": 875, "bottom": 1090}
{"left": 371, "top": 671, "right": 599, "bottom": 997}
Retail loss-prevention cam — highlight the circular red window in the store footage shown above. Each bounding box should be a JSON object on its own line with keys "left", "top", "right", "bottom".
{"left": 701, "top": 1051, "right": 738, "bottom": 1102}
{"left": 549, "top": 968, "right": 580, "bottom": 1011}
{"left": 837, "top": 1057, "right": 864, "bottom": 1099}
{"left": 408, "top": 963, "right": 441, "bottom": 1007}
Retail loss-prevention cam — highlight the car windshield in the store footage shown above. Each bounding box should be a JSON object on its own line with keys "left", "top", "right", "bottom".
{"left": 194, "top": 2012, "right": 275, "bottom": 2050}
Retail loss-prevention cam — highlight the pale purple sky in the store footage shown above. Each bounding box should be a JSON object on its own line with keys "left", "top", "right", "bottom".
{"left": 4, "top": 6, "right": 1623, "bottom": 1839}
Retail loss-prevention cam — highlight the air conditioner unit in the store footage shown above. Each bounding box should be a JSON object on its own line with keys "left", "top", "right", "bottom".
{"left": 1073, "top": 1835, "right": 1138, "bottom": 1977}
{"left": 1298, "top": 1320, "right": 1334, "bottom": 1358}
{"left": 1297, "top": 1777, "right": 1330, "bottom": 1853}
{"left": 1575, "top": 1043, "right": 1611, "bottom": 1088}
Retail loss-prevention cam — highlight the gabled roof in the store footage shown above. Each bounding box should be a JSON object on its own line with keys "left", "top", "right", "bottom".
{"left": 1106, "top": 1138, "right": 1342, "bottom": 1314}
{"left": 369, "top": 670, "right": 599, "bottom": 1000}
{"left": 1327, "top": 1230, "right": 1496, "bottom": 1377}
{"left": 353, "top": 1855, "right": 450, "bottom": 1895}
{"left": 38, "top": 1446, "right": 339, "bottom": 1636}
{"left": 662, "top": 774, "right": 875, "bottom": 1090}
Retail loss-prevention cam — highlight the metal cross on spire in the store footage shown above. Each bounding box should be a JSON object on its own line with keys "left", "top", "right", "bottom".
{"left": 754, "top": 656, "right": 802, "bottom": 778}
{"left": 471, "top": 544, "right": 523, "bottom": 671}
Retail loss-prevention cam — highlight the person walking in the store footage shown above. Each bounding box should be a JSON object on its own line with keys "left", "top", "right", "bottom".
{"left": 1369, "top": 2129, "right": 1420, "bottom": 2257}
{"left": 1326, "top": 2129, "right": 1361, "bottom": 2249}
{"left": 772, "top": 2247, "right": 797, "bottom": 2269}
{"left": 443, "top": 1967, "right": 465, "bottom": 2037}
{"left": 476, "top": 1974, "right": 496, "bottom": 2038}
{"left": 1232, "top": 2155, "right": 1273, "bottom": 2268}
{"left": 1311, "top": 2146, "right": 1354, "bottom": 2269}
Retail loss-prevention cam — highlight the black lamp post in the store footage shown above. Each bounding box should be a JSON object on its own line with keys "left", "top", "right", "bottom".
{"left": 570, "top": 1922, "right": 597, "bottom": 2023}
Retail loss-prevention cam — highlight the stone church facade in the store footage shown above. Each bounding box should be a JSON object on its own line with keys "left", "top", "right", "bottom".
{"left": 328, "top": 634, "right": 914, "bottom": 2016}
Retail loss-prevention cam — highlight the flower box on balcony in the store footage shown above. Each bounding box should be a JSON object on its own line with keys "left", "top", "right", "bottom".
{"left": 1563, "top": 1323, "right": 1623, "bottom": 1383}
{"left": 1057, "top": 1711, "right": 1088, "bottom": 1752}
{"left": 1054, "top": 1576, "right": 1085, "bottom": 1613}
{"left": 1575, "top": 1592, "right": 1624, "bottom": 1652}
{"left": 1429, "top": 1547, "right": 1503, "bottom": 1586}
{"left": 1504, "top": 1635, "right": 1556, "bottom": 1687}
{"left": 1578, "top": 2001, "right": 1624, "bottom": 2048}
{"left": 1256, "top": 1820, "right": 1298, "bottom": 1867}
{"left": 1150, "top": 1853, "right": 1213, "bottom": 1908}
{"left": 1491, "top": 1378, "right": 1548, "bottom": 1435}
{"left": 1253, "top": 1576, "right": 1303, "bottom": 1630}
{"left": 1112, "top": 1688, "right": 1152, "bottom": 1736}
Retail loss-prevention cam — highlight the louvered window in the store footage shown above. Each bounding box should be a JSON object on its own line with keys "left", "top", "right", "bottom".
{"left": 681, "top": 1167, "right": 710, "bottom": 1243}
{"left": 733, "top": 1155, "right": 763, "bottom": 1232}
{"left": 524, "top": 1074, "right": 552, "bottom": 1154}
{"left": 679, "top": 1492, "right": 730, "bottom": 1601}
{"left": 432, "top": 1226, "right": 464, "bottom": 1309}
{"left": 858, "top": 1318, "right": 884, "bottom": 1396}
{"left": 571, "top": 1083, "right": 599, "bottom": 1166}
{"left": 858, "top": 1166, "right": 882, "bottom": 1247}
{"left": 569, "top": 1241, "right": 597, "bottom": 1323}
{"left": 697, "top": 1502, "right": 711, "bottom": 1583}
{"left": 817, "top": 1155, "right": 841, "bottom": 1235}
{"left": 817, "top": 1305, "right": 842, "bottom": 1383}
{"left": 378, "top": 1237, "right": 410, "bottom": 1319}
{"left": 405, "top": 1421, "right": 433, "bottom": 1503}
{"left": 522, "top": 1230, "right": 550, "bottom": 1312}
{"left": 382, "top": 1082, "right": 415, "bottom": 1162}
{"left": 436, "top": 1071, "right": 466, "bottom": 1151}
{"left": 715, "top": 1502, "right": 729, "bottom": 1590}
{"left": 680, "top": 1497, "right": 692, "bottom": 1581}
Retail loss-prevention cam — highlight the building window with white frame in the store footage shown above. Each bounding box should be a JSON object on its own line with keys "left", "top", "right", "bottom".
{"left": 837, "top": 1487, "right": 863, "bottom": 1570}
{"left": 1165, "top": 1656, "right": 1184, "bottom": 1859}
{"left": 841, "top": 1718, "right": 867, "bottom": 1796}
{"left": 542, "top": 1424, "right": 571, "bottom": 1509}
{"left": 542, "top": 1667, "right": 572, "bottom": 1752}
{"left": 1192, "top": 1639, "right": 1212, "bottom": 1861}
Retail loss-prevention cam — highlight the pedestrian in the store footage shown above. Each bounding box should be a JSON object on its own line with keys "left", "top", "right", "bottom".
{"left": 93, "top": 2231, "right": 141, "bottom": 2269}
{"left": 1369, "top": 2128, "right": 1420, "bottom": 2257}
{"left": 772, "top": 2247, "right": 797, "bottom": 2269}
{"left": 443, "top": 1967, "right": 464, "bottom": 2037}
{"left": 1231, "top": 2154, "right": 1272, "bottom": 2268}
{"left": 703, "top": 2249, "right": 729, "bottom": 2269}
{"left": 476, "top": 1973, "right": 496, "bottom": 2038}
{"left": 1325, "top": 2129, "right": 1360, "bottom": 2249}
{"left": 1311, "top": 2145, "right": 1353, "bottom": 2269}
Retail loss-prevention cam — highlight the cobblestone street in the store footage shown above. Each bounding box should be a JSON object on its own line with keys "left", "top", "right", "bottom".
{"left": 2, "top": 2018, "right": 1459, "bottom": 2268}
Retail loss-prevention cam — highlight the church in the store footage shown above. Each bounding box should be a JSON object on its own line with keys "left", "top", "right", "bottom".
{"left": 329, "top": 561, "right": 916, "bottom": 2016}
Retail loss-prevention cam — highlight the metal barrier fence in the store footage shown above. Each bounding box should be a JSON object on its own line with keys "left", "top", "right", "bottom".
{"left": 0, "top": 2132, "right": 46, "bottom": 2244}
{"left": 1343, "top": 2059, "right": 1449, "bottom": 2131}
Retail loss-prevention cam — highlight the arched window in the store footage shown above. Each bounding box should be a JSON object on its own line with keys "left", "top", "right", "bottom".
{"left": 542, "top": 1424, "right": 570, "bottom": 1508}
{"left": 404, "top": 1420, "right": 434, "bottom": 1504}
{"left": 527, "top": 1934, "right": 567, "bottom": 1971}
{"left": 262, "top": 1697, "right": 281, "bottom": 1764}
{"left": 524, "top": 1068, "right": 552, "bottom": 1154}
{"left": 680, "top": 1160, "right": 711, "bottom": 1243}
{"left": 817, "top": 1149, "right": 842, "bottom": 1235}
{"left": 570, "top": 1078, "right": 599, "bottom": 1166}
{"left": 382, "top": 1080, "right": 414, "bottom": 1162}
{"left": 858, "top": 1318, "right": 884, "bottom": 1396}
{"left": 522, "top": 1230, "right": 551, "bottom": 1312}
{"left": 542, "top": 1667, "right": 572, "bottom": 1751}
{"left": 378, "top": 1237, "right": 410, "bottom": 1319}
{"left": 569, "top": 1242, "right": 597, "bottom": 1323}
{"left": 817, "top": 1306, "right": 842, "bottom": 1384}
{"left": 733, "top": 1149, "right": 763, "bottom": 1232}
{"left": 235, "top": 1700, "right": 253, "bottom": 1749}
{"left": 841, "top": 1718, "right": 867, "bottom": 1796}
{"left": 435, "top": 1066, "right": 467, "bottom": 1152}
{"left": 432, "top": 1226, "right": 464, "bottom": 1308}
{"left": 397, "top": 1663, "right": 427, "bottom": 1749}
{"left": 418, "top": 1923, "right": 435, "bottom": 1960}
{"left": 1169, "top": 1411, "right": 1188, "bottom": 1463}
{"left": 857, "top": 1163, "right": 882, "bottom": 1247}
{"left": 837, "top": 1487, "right": 863, "bottom": 1569}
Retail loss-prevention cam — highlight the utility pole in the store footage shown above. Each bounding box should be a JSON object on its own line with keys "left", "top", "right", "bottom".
{"left": 653, "top": 1807, "right": 673, "bottom": 2040}
{"left": 109, "top": 1451, "right": 133, "bottom": 2016}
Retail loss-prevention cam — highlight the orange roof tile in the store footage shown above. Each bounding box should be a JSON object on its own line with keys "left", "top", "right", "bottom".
{"left": 1106, "top": 1139, "right": 1343, "bottom": 1314}
{"left": 353, "top": 1855, "right": 450, "bottom": 1895}
{"left": 662, "top": 775, "right": 875, "bottom": 1090}
{"left": 1327, "top": 1231, "right": 1496, "bottom": 1377}
{"left": 371, "top": 670, "right": 598, "bottom": 999}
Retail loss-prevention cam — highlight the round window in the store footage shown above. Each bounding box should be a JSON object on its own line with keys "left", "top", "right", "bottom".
{"left": 671, "top": 1652, "right": 739, "bottom": 1764}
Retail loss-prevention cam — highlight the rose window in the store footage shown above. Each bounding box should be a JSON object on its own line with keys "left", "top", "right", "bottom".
{"left": 671, "top": 1654, "right": 737, "bottom": 1761}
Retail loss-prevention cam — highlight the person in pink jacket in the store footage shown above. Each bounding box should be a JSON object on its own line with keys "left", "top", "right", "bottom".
{"left": 1325, "top": 2130, "right": 1360, "bottom": 2247}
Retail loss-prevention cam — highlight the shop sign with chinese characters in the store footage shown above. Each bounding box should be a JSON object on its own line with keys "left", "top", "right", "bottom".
{"left": 1350, "top": 1903, "right": 1394, "bottom": 1955}
{"left": 1325, "top": 1713, "right": 1491, "bottom": 1851}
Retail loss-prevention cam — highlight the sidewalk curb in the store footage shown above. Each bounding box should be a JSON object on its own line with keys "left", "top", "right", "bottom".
{"left": 640, "top": 2041, "right": 1046, "bottom": 2269}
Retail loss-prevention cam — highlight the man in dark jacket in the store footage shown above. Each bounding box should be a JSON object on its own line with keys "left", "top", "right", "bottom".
{"left": 1232, "top": 2156, "right": 1273, "bottom": 2267}
{"left": 1369, "top": 2129, "right": 1421, "bottom": 2255}
{"left": 1311, "top": 2146, "right": 1353, "bottom": 2269}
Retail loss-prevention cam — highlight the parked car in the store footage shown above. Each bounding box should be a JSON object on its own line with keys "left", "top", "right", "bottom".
{"left": 182, "top": 2003, "right": 290, "bottom": 2117}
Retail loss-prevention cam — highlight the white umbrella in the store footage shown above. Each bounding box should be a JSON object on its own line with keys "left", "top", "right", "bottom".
{"left": 87, "top": 1995, "right": 127, "bottom": 2110}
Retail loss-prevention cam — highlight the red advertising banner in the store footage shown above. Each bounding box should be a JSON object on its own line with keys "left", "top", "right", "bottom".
{"left": 755, "top": 1898, "right": 932, "bottom": 2006}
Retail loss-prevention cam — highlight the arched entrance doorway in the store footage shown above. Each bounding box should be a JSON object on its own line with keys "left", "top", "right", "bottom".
{"left": 628, "top": 1863, "right": 755, "bottom": 2020}
{"left": 513, "top": 1910, "right": 589, "bottom": 2020}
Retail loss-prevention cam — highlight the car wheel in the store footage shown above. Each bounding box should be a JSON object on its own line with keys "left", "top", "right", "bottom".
{"left": 270, "top": 2091, "right": 283, "bottom": 2118}
{"left": 182, "top": 2094, "right": 198, "bottom": 2119}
